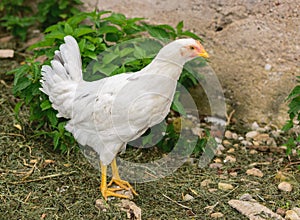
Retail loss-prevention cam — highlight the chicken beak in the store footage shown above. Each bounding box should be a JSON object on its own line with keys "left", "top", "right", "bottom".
{"left": 198, "top": 49, "right": 209, "bottom": 58}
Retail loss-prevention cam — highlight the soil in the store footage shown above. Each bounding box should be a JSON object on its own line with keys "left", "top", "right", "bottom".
{"left": 86, "top": 0, "right": 300, "bottom": 127}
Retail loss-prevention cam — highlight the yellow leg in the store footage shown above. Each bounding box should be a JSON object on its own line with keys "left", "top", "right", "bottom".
{"left": 100, "top": 161, "right": 129, "bottom": 201}
{"left": 108, "top": 158, "right": 138, "bottom": 196}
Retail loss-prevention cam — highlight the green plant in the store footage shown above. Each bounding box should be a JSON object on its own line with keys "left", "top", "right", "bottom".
{"left": 0, "top": 0, "right": 82, "bottom": 41}
{"left": 9, "top": 11, "right": 207, "bottom": 153}
{"left": 283, "top": 76, "right": 300, "bottom": 157}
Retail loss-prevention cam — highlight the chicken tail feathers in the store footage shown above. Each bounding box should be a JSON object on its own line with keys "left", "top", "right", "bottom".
{"left": 40, "top": 35, "right": 83, "bottom": 118}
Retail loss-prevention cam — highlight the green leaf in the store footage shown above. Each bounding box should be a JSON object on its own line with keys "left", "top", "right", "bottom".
{"left": 171, "top": 91, "right": 186, "bottom": 115}
{"left": 119, "top": 47, "right": 135, "bottom": 57}
{"left": 46, "top": 31, "right": 66, "bottom": 40}
{"left": 74, "top": 27, "right": 96, "bottom": 37}
{"left": 98, "top": 25, "right": 119, "bottom": 34}
{"left": 287, "top": 85, "right": 300, "bottom": 100}
{"left": 13, "top": 77, "right": 31, "bottom": 93}
{"left": 67, "top": 13, "right": 88, "bottom": 27}
{"left": 64, "top": 23, "right": 73, "bottom": 35}
{"left": 176, "top": 21, "right": 184, "bottom": 34}
{"left": 181, "top": 31, "right": 202, "bottom": 41}
{"left": 47, "top": 110, "right": 58, "bottom": 127}
{"left": 53, "top": 131, "right": 60, "bottom": 149}
{"left": 282, "top": 120, "right": 293, "bottom": 131}
{"left": 133, "top": 46, "right": 146, "bottom": 59}
{"left": 40, "top": 100, "right": 52, "bottom": 111}
{"left": 14, "top": 101, "right": 24, "bottom": 118}
{"left": 102, "top": 52, "right": 119, "bottom": 64}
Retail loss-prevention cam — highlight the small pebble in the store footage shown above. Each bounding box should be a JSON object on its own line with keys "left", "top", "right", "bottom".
{"left": 253, "top": 141, "right": 260, "bottom": 146}
{"left": 201, "top": 179, "right": 212, "bottom": 187}
{"left": 285, "top": 210, "right": 299, "bottom": 220}
{"left": 249, "top": 149, "right": 258, "bottom": 154}
{"left": 265, "top": 63, "right": 272, "bottom": 71}
{"left": 217, "top": 144, "right": 225, "bottom": 151}
{"left": 95, "top": 199, "right": 109, "bottom": 211}
{"left": 232, "top": 133, "right": 238, "bottom": 140}
{"left": 209, "top": 163, "right": 223, "bottom": 169}
{"left": 241, "top": 140, "right": 251, "bottom": 146}
{"left": 223, "top": 140, "right": 231, "bottom": 147}
{"left": 233, "top": 143, "right": 239, "bottom": 148}
{"left": 245, "top": 131, "right": 259, "bottom": 139}
{"left": 225, "top": 130, "right": 233, "bottom": 139}
{"left": 292, "top": 207, "right": 300, "bottom": 216}
{"left": 214, "top": 158, "right": 222, "bottom": 163}
{"left": 227, "top": 148, "right": 235, "bottom": 153}
{"left": 208, "top": 188, "right": 218, "bottom": 193}
{"left": 210, "top": 212, "right": 224, "bottom": 218}
{"left": 278, "top": 181, "right": 292, "bottom": 192}
{"left": 224, "top": 155, "right": 236, "bottom": 163}
{"left": 229, "top": 172, "right": 238, "bottom": 177}
{"left": 218, "top": 182, "right": 234, "bottom": 191}
{"left": 254, "top": 133, "right": 270, "bottom": 141}
{"left": 251, "top": 121, "right": 260, "bottom": 130}
{"left": 183, "top": 194, "right": 194, "bottom": 201}
{"left": 246, "top": 168, "right": 264, "bottom": 177}
{"left": 276, "top": 207, "right": 286, "bottom": 216}
{"left": 239, "top": 193, "right": 254, "bottom": 201}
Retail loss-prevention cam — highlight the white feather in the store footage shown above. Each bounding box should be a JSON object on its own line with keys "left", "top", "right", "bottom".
{"left": 40, "top": 35, "right": 201, "bottom": 165}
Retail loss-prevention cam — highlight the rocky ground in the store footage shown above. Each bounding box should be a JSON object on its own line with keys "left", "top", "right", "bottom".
{"left": 86, "top": 0, "right": 300, "bottom": 126}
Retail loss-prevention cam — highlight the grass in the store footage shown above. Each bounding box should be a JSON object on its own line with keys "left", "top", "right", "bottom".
{"left": 1, "top": 58, "right": 300, "bottom": 220}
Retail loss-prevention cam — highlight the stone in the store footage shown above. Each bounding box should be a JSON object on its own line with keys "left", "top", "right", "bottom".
{"left": 246, "top": 168, "right": 264, "bottom": 177}
{"left": 229, "top": 172, "right": 238, "bottom": 177}
{"left": 218, "top": 182, "right": 234, "bottom": 191}
{"left": 224, "top": 155, "right": 236, "bottom": 163}
{"left": 241, "top": 140, "right": 252, "bottom": 146}
{"left": 208, "top": 188, "right": 218, "bottom": 193}
{"left": 252, "top": 141, "right": 260, "bottom": 146}
{"left": 227, "top": 148, "right": 235, "bottom": 153}
{"left": 285, "top": 210, "right": 299, "bottom": 220}
{"left": 278, "top": 181, "right": 293, "bottom": 192}
{"left": 95, "top": 199, "right": 109, "bottom": 211}
{"left": 201, "top": 179, "right": 212, "bottom": 187}
{"left": 251, "top": 121, "right": 260, "bottom": 130}
{"left": 217, "top": 144, "right": 225, "bottom": 151}
{"left": 245, "top": 131, "right": 259, "bottom": 139}
{"left": 209, "top": 163, "right": 223, "bottom": 169}
{"left": 183, "top": 194, "right": 194, "bottom": 201}
{"left": 292, "top": 207, "right": 300, "bottom": 216}
{"left": 239, "top": 193, "right": 255, "bottom": 201}
{"left": 265, "top": 63, "right": 272, "bottom": 71}
{"left": 228, "top": 200, "right": 284, "bottom": 220}
{"left": 276, "top": 207, "right": 286, "bottom": 216}
{"left": 223, "top": 140, "right": 231, "bottom": 147}
{"left": 254, "top": 133, "right": 270, "bottom": 141}
{"left": 249, "top": 149, "right": 258, "bottom": 154}
{"left": 232, "top": 133, "right": 238, "bottom": 140}
{"left": 214, "top": 158, "right": 222, "bottom": 163}
{"left": 210, "top": 212, "right": 224, "bottom": 218}
{"left": 225, "top": 130, "right": 233, "bottom": 139}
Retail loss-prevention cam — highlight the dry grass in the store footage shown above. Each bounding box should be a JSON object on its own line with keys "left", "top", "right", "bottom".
{"left": 1, "top": 59, "right": 300, "bottom": 219}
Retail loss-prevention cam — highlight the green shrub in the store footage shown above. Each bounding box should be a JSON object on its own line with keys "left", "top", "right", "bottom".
{"left": 0, "top": 0, "right": 82, "bottom": 41}
{"left": 9, "top": 11, "right": 208, "bottom": 154}
{"left": 283, "top": 76, "right": 300, "bottom": 157}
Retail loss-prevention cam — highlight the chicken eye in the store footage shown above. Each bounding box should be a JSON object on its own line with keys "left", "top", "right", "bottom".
{"left": 189, "top": 46, "right": 195, "bottom": 50}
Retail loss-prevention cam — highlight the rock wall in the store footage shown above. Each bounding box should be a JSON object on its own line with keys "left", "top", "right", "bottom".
{"left": 84, "top": 0, "right": 300, "bottom": 126}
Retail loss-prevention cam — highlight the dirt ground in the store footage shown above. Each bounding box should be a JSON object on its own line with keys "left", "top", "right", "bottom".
{"left": 0, "top": 59, "right": 299, "bottom": 219}
{"left": 87, "top": 0, "right": 300, "bottom": 127}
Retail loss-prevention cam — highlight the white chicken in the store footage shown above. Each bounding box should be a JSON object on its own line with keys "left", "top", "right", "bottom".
{"left": 40, "top": 35, "right": 209, "bottom": 200}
